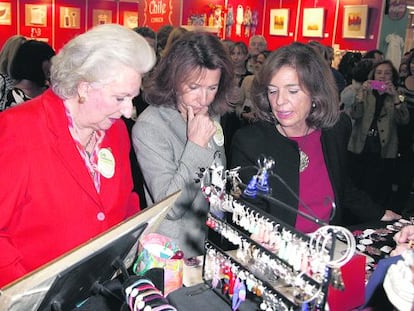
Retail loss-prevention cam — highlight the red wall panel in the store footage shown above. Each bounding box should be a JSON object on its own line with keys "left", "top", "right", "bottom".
{"left": 54, "top": 0, "right": 86, "bottom": 52}
{"left": 87, "top": 0, "right": 117, "bottom": 30}
{"left": 335, "top": 0, "right": 384, "bottom": 51}
{"left": 119, "top": 1, "right": 139, "bottom": 29}
{"left": 0, "top": 0, "right": 389, "bottom": 53}
{"left": 19, "top": 0, "right": 53, "bottom": 45}
{"left": 0, "top": 1, "right": 18, "bottom": 48}
{"left": 263, "top": 0, "right": 384, "bottom": 51}
{"left": 263, "top": 1, "right": 299, "bottom": 50}
{"left": 139, "top": 0, "right": 181, "bottom": 32}
{"left": 295, "top": 0, "right": 337, "bottom": 46}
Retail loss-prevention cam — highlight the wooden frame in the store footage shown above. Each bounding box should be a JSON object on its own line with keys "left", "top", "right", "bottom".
{"left": 342, "top": 5, "right": 369, "bottom": 39}
{"left": 269, "top": 8, "right": 289, "bottom": 36}
{"left": 302, "top": 8, "right": 324, "bottom": 37}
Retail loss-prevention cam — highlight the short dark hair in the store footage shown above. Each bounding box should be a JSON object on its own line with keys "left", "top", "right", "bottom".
{"left": 351, "top": 59, "right": 373, "bottom": 83}
{"left": 338, "top": 51, "right": 362, "bottom": 84}
{"left": 133, "top": 26, "right": 156, "bottom": 40}
{"left": 252, "top": 42, "right": 340, "bottom": 129}
{"left": 156, "top": 25, "right": 174, "bottom": 51}
{"left": 11, "top": 40, "right": 55, "bottom": 87}
{"left": 143, "top": 31, "right": 234, "bottom": 116}
{"left": 363, "top": 49, "right": 383, "bottom": 59}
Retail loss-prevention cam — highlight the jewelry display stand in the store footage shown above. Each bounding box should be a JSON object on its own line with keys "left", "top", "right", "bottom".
{"left": 0, "top": 191, "right": 180, "bottom": 311}
{"left": 196, "top": 158, "right": 356, "bottom": 311}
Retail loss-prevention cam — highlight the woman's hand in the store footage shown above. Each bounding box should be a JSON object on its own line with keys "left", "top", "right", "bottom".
{"left": 356, "top": 81, "right": 370, "bottom": 102}
{"left": 390, "top": 225, "right": 414, "bottom": 256}
{"left": 186, "top": 106, "right": 216, "bottom": 148}
{"left": 384, "top": 80, "right": 398, "bottom": 97}
{"left": 394, "top": 225, "right": 414, "bottom": 244}
{"left": 381, "top": 209, "right": 402, "bottom": 221}
{"left": 390, "top": 242, "right": 412, "bottom": 256}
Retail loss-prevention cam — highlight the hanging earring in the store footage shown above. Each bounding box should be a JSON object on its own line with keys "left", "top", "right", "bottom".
{"left": 78, "top": 95, "right": 85, "bottom": 104}
{"left": 243, "top": 175, "right": 258, "bottom": 198}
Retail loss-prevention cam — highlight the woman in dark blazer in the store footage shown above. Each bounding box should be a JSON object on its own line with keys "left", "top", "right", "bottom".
{"left": 230, "top": 42, "right": 400, "bottom": 233}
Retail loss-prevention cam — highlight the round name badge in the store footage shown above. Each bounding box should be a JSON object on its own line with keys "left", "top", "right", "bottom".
{"left": 213, "top": 120, "right": 224, "bottom": 146}
{"left": 98, "top": 148, "right": 115, "bottom": 178}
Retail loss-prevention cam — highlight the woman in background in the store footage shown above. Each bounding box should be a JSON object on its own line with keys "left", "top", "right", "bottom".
{"left": 4, "top": 39, "right": 55, "bottom": 108}
{"left": 348, "top": 60, "right": 409, "bottom": 209}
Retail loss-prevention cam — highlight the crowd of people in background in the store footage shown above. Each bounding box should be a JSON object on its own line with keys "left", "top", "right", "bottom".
{"left": 2, "top": 23, "right": 414, "bottom": 291}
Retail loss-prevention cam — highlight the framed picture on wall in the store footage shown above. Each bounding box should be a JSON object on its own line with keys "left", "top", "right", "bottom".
{"left": 25, "top": 4, "right": 47, "bottom": 27}
{"left": 60, "top": 7, "right": 81, "bottom": 29}
{"left": 92, "top": 9, "right": 112, "bottom": 26}
{"left": 342, "top": 5, "right": 368, "bottom": 39}
{"left": 0, "top": 2, "right": 11, "bottom": 25}
{"left": 123, "top": 11, "right": 138, "bottom": 28}
{"left": 302, "top": 8, "right": 324, "bottom": 37}
{"left": 269, "top": 8, "right": 289, "bottom": 36}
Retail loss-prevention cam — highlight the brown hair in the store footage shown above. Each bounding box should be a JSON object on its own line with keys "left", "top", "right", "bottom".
{"left": 143, "top": 31, "right": 234, "bottom": 116}
{"left": 252, "top": 42, "right": 340, "bottom": 129}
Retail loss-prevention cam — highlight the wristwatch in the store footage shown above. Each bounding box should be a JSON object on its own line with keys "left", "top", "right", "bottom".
{"left": 395, "top": 94, "right": 405, "bottom": 106}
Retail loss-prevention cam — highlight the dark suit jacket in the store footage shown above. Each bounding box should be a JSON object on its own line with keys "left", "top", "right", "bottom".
{"left": 230, "top": 113, "right": 384, "bottom": 228}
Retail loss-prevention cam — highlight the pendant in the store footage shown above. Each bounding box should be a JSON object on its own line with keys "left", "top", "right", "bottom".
{"left": 299, "top": 149, "right": 309, "bottom": 173}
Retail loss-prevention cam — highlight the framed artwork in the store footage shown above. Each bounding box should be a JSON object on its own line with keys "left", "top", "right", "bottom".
{"left": 387, "top": 0, "right": 406, "bottom": 20}
{"left": 25, "top": 4, "right": 47, "bottom": 27}
{"left": 0, "top": 2, "right": 11, "bottom": 25}
{"left": 302, "top": 8, "right": 324, "bottom": 37}
{"left": 123, "top": 11, "right": 138, "bottom": 28}
{"left": 343, "top": 5, "right": 368, "bottom": 39}
{"left": 269, "top": 8, "right": 289, "bottom": 36}
{"left": 92, "top": 9, "right": 112, "bottom": 26}
{"left": 60, "top": 7, "right": 81, "bottom": 29}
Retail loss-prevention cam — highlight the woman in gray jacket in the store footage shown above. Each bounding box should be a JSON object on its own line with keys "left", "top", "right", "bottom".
{"left": 132, "top": 31, "right": 234, "bottom": 259}
{"left": 348, "top": 60, "right": 409, "bottom": 207}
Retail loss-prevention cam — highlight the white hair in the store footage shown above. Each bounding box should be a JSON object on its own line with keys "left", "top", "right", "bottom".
{"left": 50, "top": 24, "right": 156, "bottom": 99}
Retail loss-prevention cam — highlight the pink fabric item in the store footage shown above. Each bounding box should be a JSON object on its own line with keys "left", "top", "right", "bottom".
{"left": 290, "top": 130, "right": 334, "bottom": 233}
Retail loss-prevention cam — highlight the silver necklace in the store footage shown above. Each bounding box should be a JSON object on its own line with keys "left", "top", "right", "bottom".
{"left": 278, "top": 125, "right": 310, "bottom": 173}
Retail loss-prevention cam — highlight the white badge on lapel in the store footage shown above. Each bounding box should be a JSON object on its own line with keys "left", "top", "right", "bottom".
{"left": 213, "top": 120, "right": 224, "bottom": 146}
{"left": 98, "top": 148, "right": 115, "bottom": 178}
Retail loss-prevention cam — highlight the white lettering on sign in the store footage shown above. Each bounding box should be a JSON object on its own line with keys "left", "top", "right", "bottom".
{"left": 149, "top": 0, "right": 166, "bottom": 15}
{"left": 151, "top": 17, "right": 164, "bottom": 23}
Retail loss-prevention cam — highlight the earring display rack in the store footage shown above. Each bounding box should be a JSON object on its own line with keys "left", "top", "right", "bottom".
{"left": 197, "top": 157, "right": 356, "bottom": 310}
{"left": 202, "top": 196, "right": 332, "bottom": 311}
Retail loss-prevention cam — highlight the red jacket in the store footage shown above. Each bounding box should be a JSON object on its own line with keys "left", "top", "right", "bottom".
{"left": 0, "top": 89, "right": 140, "bottom": 287}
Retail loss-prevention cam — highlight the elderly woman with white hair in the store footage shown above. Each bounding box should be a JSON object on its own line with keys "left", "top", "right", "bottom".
{"left": 0, "top": 24, "right": 156, "bottom": 287}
